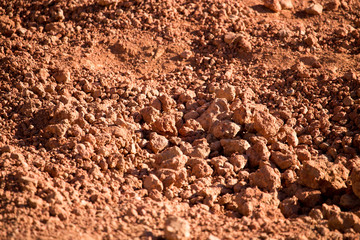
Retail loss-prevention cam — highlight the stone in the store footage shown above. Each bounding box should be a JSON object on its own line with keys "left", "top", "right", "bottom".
{"left": 140, "top": 106, "right": 160, "bottom": 124}
{"left": 306, "top": 3, "right": 323, "bottom": 15}
{"left": 149, "top": 132, "right": 169, "bottom": 153}
{"left": 191, "top": 160, "right": 213, "bottom": 178}
{"left": 224, "top": 32, "right": 237, "bottom": 44}
{"left": 210, "top": 156, "right": 234, "bottom": 176}
{"left": 220, "top": 139, "right": 250, "bottom": 156}
{"left": 295, "top": 189, "right": 322, "bottom": 207}
{"left": 179, "top": 119, "right": 204, "bottom": 137}
{"left": 155, "top": 146, "right": 183, "bottom": 163}
{"left": 280, "top": 0, "right": 294, "bottom": 9}
{"left": 328, "top": 212, "right": 360, "bottom": 232}
{"left": 270, "top": 150, "right": 298, "bottom": 169}
{"left": 178, "top": 90, "right": 196, "bottom": 103}
{"left": 53, "top": 69, "right": 71, "bottom": 84}
{"left": 249, "top": 165, "right": 281, "bottom": 191}
{"left": 187, "top": 139, "right": 210, "bottom": 159}
{"left": 159, "top": 94, "right": 176, "bottom": 112}
{"left": 263, "top": 0, "right": 282, "bottom": 12}
{"left": 197, "top": 98, "right": 229, "bottom": 131}
{"left": 144, "top": 174, "right": 163, "bottom": 192}
{"left": 350, "top": 166, "right": 360, "bottom": 199}
{"left": 211, "top": 120, "right": 240, "bottom": 139}
{"left": 229, "top": 154, "right": 248, "bottom": 172}
{"left": 253, "top": 110, "right": 282, "bottom": 139}
{"left": 340, "top": 193, "right": 360, "bottom": 209}
{"left": 325, "top": 0, "right": 340, "bottom": 11}
{"left": 152, "top": 114, "right": 178, "bottom": 136}
{"left": 164, "top": 216, "right": 191, "bottom": 240}
{"left": 309, "top": 208, "right": 323, "bottom": 220}
{"left": 280, "top": 196, "right": 300, "bottom": 217}
{"left": 246, "top": 138, "right": 270, "bottom": 167}
{"left": 296, "top": 148, "right": 312, "bottom": 162}
{"left": 281, "top": 126, "right": 299, "bottom": 147}
{"left": 97, "top": 0, "right": 117, "bottom": 6}
{"left": 322, "top": 204, "right": 341, "bottom": 220}
{"left": 235, "top": 187, "right": 281, "bottom": 217}
{"left": 180, "top": 50, "right": 192, "bottom": 60}
{"left": 27, "top": 197, "right": 43, "bottom": 209}
{"left": 214, "top": 84, "right": 236, "bottom": 102}
{"left": 299, "top": 160, "right": 349, "bottom": 194}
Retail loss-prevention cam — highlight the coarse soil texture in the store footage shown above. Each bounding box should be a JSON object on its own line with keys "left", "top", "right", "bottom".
{"left": 1, "top": 0, "right": 360, "bottom": 239}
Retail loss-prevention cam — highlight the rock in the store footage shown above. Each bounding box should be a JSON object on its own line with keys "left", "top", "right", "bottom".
{"left": 299, "top": 160, "right": 349, "bottom": 194}
{"left": 249, "top": 165, "right": 281, "bottom": 191}
{"left": 164, "top": 216, "right": 191, "bottom": 240}
{"left": 296, "top": 148, "right": 312, "bottom": 162}
{"left": 235, "top": 35, "right": 252, "bottom": 52}
{"left": 97, "top": 0, "right": 118, "bottom": 6}
{"left": 340, "top": 193, "right": 360, "bottom": 209}
{"left": 179, "top": 119, "right": 204, "bottom": 137}
{"left": 224, "top": 32, "right": 237, "bottom": 44}
{"left": 27, "top": 197, "right": 43, "bottom": 209}
{"left": 140, "top": 106, "right": 160, "bottom": 124}
{"left": 220, "top": 139, "right": 250, "bottom": 156}
{"left": 229, "top": 154, "right": 248, "bottom": 172}
{"left": 157, "top": 168, "right": 187, "bottom": 188}
{"left": 144, "top": 174, "right": 163, "bottom": 192}
{"left": 235, "top": 187, "right": 280, "bottom": 217}
{"left": 270, "top": 150, "right": 298, "bottom": 169}
{"left": 246, "top": 138, "right": 270, "bottom": 167}
{"left": 183, "top": 111, "right": 199, "bottom": 121}
{"left": 178, "top": 90, "right": 196, "bottom": 103}
{"left": 188, "top": 139, "right": 210, "bottom": 159}
{"left": 309, "top": 208, "right": 323, "bottom": 220}
{"left": 149, "top": 132, "right": 169, "bottom": 153}
{"left": 197, "top": 98, "right": 229, "bottom": 131}
{"left": 152, "top": 114, "right": 178, "bottom": 136}
{"left": 253, "top": 110, "right": 282, "bottom": 139}
{"left": 350, "top": 166, "right": 360, "bottom": 199}
{"left": 155, "top": 146, "right": 183, "bottom": 162}
{"left": 280, "top": 126, "right": 299, "bottom": 147}
{"left": 159, "top": 94, "right": 176, "bottom": 112}
{"left": 322, "top": 204, "right": 341, "bottom": 220}
{"left": 280, "top": 196, "right": 300, "bottom": 217}
{"left": 328, "top": 212, "right": 360, "bottom": 232}
{"left": 306, "top": 3, "right": 323, "bottom": 15}
{"left": 53, "top": 69, "right": 71, "bottom": 84}
{"left": 325, "top": 0, "right": 340, "bottom": 11}
{"left": 280, "top": 0, "right": 294, "bottom": 9}
{"left": 343, "top": 96, "right": 354, "bottom": 106}
{"left": 233, "top": 105, "right": 254, "bottom": 125}
{"left": 211, "top": 120, "right": 240, "bottom": 139}
{"left": 263, "top": 0, "right": 282, "bottom": 12}
{"left": 190, "top": 159, "right": 213, "bottom": 178}
{"left": 210, "top": 156, "right": 234, "bottom": 176}
{"left": 49, "top": 205, "right": 68, "bottom": 221}
{"left": 155, "top": 147, "right": 187, "bottom": 170}
{"left": 214, "top": 84, "right": 236, "bottom": 102}
{"left": 180, "top": 50, "right": 192, "bottom": 60}
{"left": 282, "top": 169, "right": 297, "bottom": 186}
{"left": 295, "top": 189, "right": 322, "bottom": 207}
{"left": 305, "top": 35, "right": 318, "bottom": 47}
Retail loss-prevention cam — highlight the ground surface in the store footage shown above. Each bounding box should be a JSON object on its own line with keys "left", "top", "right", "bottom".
{"left": 1, "top": 0, "right": 360, "bottom": 239}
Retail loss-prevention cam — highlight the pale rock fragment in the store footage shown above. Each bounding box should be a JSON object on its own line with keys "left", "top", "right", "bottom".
{"left": 306, "top": 3, "right": 323, "bottom": 15}
{"left": 164, "top": 216, "right": 191, "bottom": 240}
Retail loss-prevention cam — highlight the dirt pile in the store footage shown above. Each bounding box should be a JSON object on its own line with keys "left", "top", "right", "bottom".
{"left": 0, "top": 0, "right": 360, "bottom": 239}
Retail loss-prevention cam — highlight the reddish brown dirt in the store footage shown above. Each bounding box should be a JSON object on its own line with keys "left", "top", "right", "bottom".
{"left": 1, "top": 0, "right": 360, "bottom": 239}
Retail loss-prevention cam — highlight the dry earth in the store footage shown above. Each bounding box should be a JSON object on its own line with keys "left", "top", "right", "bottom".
{"left": 1, "top": 0, "right": 360, "bottom": 239}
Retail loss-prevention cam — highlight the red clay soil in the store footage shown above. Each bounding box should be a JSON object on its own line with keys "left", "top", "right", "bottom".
{"left": 1, "top": 0, "right": 360, "bottom": 239}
